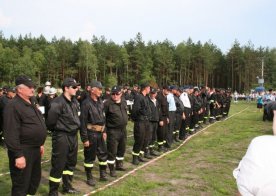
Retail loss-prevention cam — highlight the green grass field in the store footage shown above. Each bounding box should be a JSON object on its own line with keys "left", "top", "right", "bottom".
{"left": 0, "top": 101, "right": 272, "bottom": 195}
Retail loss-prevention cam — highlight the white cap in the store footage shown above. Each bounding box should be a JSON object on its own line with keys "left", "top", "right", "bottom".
{"left": 45, "top": 81, "right": 51, "bottom": 86}
{"left": 43, "top": 86, "right": 50, "bottom": 95}
{"left": 49, "top": 87, "right": 57, "bottom": 95}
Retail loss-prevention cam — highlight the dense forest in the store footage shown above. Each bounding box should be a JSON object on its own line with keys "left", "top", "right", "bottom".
{"left": 0, "top": 31, "right": 276, "bottom": 93}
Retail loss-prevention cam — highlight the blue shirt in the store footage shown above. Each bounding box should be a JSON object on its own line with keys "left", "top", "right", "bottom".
{"left": 167, "top": 93, "right": 176, "bottom": 111}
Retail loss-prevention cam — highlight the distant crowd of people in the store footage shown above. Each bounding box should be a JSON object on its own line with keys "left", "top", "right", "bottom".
{"left": 0, "top": 76, "right": 232, "bottom": 196}
{"left": 232, "top": 89, "right": 276, "bottom": 103}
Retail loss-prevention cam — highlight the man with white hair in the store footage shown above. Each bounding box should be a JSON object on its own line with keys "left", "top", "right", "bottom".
{"left": 4, "top": 75, "right": 47, "bottom": 196}
{"left": 80, "top": 80, "right": 108, "bottom": 186}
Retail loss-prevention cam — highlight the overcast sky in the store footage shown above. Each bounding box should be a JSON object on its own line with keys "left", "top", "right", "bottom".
{"left": 0, "top": 0, "right": 275, "bottom": 53}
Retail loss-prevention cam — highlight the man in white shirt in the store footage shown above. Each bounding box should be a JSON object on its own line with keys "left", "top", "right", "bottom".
{"left": 179, "top": 86, "right": 192, "bottom": 139}
{"left": 233, "top": 109, "right": 276, "bottom": 195}
{"left": 265, "top": 89, "right": 275, "bottom": 103}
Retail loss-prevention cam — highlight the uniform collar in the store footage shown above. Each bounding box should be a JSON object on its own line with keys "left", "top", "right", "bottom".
{"left": 15, "top": 94, "right": 34, "bottom": 106}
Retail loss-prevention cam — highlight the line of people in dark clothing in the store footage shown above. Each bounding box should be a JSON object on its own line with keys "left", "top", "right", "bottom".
{"left": 0, "top": 76, "right": 232, "bottom": 196}
{"left": 129, "top": 84, "right": 232, "bottom": 165}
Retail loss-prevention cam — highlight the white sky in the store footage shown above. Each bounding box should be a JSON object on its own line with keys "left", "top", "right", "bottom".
{"left": 0, "top": 0, "right": 275, "bottom": 53}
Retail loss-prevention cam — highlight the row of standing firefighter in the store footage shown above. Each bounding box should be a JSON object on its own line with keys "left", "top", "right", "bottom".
{"left": 130, "top": 84, "right": 232, "bottom": 165}
{"left": 1, "top": 75, "right": 232, "bottom": 196}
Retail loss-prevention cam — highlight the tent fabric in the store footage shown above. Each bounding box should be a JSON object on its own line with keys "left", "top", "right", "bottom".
{"left": 255, "top": 86, "right": 265, "bottom": 92}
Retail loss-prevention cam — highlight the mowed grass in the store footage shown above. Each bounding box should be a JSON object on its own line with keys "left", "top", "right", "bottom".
{"left": 0, "top": 101, "right": 272, "bottom": 195}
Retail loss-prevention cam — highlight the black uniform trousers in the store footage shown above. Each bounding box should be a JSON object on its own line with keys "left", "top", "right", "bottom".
{"left": 8, "top": 147, "right": 41, "bottom": 196}
{"left": 157, "top": 121, "right": 168, "bottom": 147}
{"left": 84, "top": 130, "right": 108, "bottom": 167}
{"left": 179, "top": 119, "right": 186, "bottom": 139}
{"left": 149, "top": 121, "right": 158, "bottom": 147}
{"left": 225, "top": 104, "right": 230, "bottom": 116}
{"left": 167, "top": 111, "right": 176, "bottom": 146}
{"left": 132, "top": 120, "right": 150, "bottom": 156}
{"left": 203, "top": 107, "right": 209, "bottom": 123}
{"left": 174, "top": 113, "right": 182, "bottom": 131}
{"left": 209, "top": 105, "right": 216, "bottom": 121}
{"left": 49, "top": 131, "right": 78, "bottom": 183}
{"left": 107, "top": 127, "right": 127, "bottom": 164}
{"left": 179, "top": 108, "right": 192, "bottom": 138}
{"left": 198, "top": 112, "right": 204, "bottom": 124}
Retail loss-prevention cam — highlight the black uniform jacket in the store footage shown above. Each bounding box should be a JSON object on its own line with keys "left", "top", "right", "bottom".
{"left": 104, "top": 98, "right": 128, "bottom": 129}
{"left": 148, "top": 96, "right": 160, "bottom": 122}
{"left": 156, "top": 92, "right": 169, "bottom": 123}
{"left": 46, "top": 94, "right": 80, "bottom": 134}
{"left": 4, "top": 95, "right": 47, "bottom": 158}
{"left": 174, "top": 95, "right": 184, "bottom": 114}
{"left": 80, "top": 96, "right": 105, "bottom": 142}
{"left": 131, "top": 93, "right": 151, "bottom": 121}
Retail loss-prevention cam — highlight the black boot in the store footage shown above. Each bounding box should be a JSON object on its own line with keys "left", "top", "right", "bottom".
{"left": 158, "top": 145, "right": 166, "bottom": 152}
{"left": 149, "top": 148, "right": 159, "bottom": 156}
{"left": 204, "top": 118, "right": 210, "bottom": 125}
{"left": 85, "top": 168, "right": 96, "bottom": 186}
{"left": 99, "top": 165, "right": 108, "bottom": 181}
{"left": 164, "top": 142, "right": 171, "bottom": 149}
{"left": 62, "top": 175, "right": 79, "bottom": 194}
{"left": 174, "top": 132, "right": 180, "bottom": 142}
{"left": 108, "top": 164, "right": 117, "bottom": 177}
{"left": 138, "top": 154, "right": 148, "bottom": 162}
{"left": 49, "top": 181, "right": 59, "bottom": 196}
{"left": 144, "top": 152, "right": 153, "bottom": 159}
{"left": 116, "top": 160, "right": 126, "bottom": 171}
{"left": 132, "top": 155, "right": 140, "bottom": 165}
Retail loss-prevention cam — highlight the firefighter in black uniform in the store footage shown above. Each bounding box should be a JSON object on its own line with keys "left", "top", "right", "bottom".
{"left": 79, "top": 84, "right": 91, "bottom": 105}
{"left": 224, "top": 90, "right": 232, "bottom": 117}
{"left": 188, "top": 87, "right": 197, "bottom": 133}
{"left": 195, "top": 87, "right": 204, "bottom": 128}
{"left": 4, "top": 76, "right": 47, "bottom": 196}
{"left": 200, "top": 86, "right": 209, "bottom": 125}
{"left": 208, "top": 88, "right": 217, "bottom": 123}
{"left": 190, "top": 88, "right": 201, "bottom": 131}
{"left": 172, "top": 86, "right": 184, "bottom": 142}
{"left": 148, "top": 87, "right": 160, "bottom": 156}
{"left": 131, "top": 83, "right": 151, "bottom": 165}
{"left": 80, "top": 80, "right": 108, "bottom": 186}
{"left": 156, "top": 85, "right": 170, "bottom": 152}
{"left": 46, "top": 78, "right": 81, "bottom": 195}
{"left": 104, "top": 85, "right": 128, "bottom": 177}
{"left": 0, "top": 87, "right": 16, "bottom": 146}
{"left": 215, "top": 89, "right": 223, "bottom": 120}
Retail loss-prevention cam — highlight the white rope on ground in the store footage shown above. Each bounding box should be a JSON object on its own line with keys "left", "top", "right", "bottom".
{"left": 0, "top": 172, "right": 10, "bottom": 177}
{"left": 0, "top": 107, "right": 248, "bottom": 178}
{"left": 83, "top": 106, "right": 249, "bottom": 196}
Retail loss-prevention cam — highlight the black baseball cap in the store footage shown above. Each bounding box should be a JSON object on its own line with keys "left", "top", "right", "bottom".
{"left": 15, "top": 75, "right": 35, "bottom": 88}
{"left": 62, "top": 78, "right": 80, "bottom": 88}
{"left": 90, "top": 80, "right": 103, "bottom": 89}
{"left": 111, "top": 85, "right": 122, "bottom": 93}
{"left": 7, "top": 87, "right": 16, "bottom": 93}
{"left": 150, "top": 87, "right": 157, "bottom": 94}
{"left": 170, "top": 85, "right": 178, "bottom": 90}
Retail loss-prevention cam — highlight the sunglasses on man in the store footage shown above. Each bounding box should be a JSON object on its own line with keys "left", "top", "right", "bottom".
{"left": 69, "top": 86, "right": 78, "bottom": 89}
{"left": 111, "top": 92, "right": 121, "bottom": 96}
